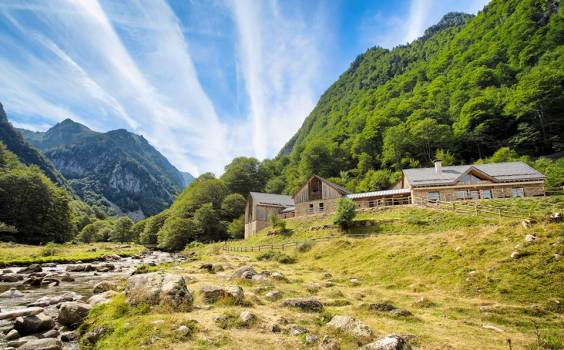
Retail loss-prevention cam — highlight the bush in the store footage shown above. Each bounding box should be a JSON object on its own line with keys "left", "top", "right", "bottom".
{"left": 157, "top": 217, "right": 200, "bottom": 251}
{"left": 110, "top": 217, "right": 134, "bottom": 242}
{"left": 139, "top": 211, "right": 169, "bottom": 245}
{"left": 257, "top": 250, "right": 296, "bottom": 264}
{"left": 333, "top": 198, "right": 357, "bottom": 229}
{"left": 296, "top": 239, "right": 314, "bottom": 252}
{"left": 40, "top": 242, "right": 59, "bottom": 257}
{"left": 227, "top": 215, "right": 245, "bottom": 239}
{"left": 269, "top": 214, "right": 291, "bottom": 235}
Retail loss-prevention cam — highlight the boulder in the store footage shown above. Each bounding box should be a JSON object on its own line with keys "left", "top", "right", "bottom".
{"left": 93, "top": 281, "right": 118, "bottom": 294}
{"left": 5, "top": 329, "right": 19, "bottom": 340}
{"left": 58, "top": 302, "right": 91, "bottom": 328}
{"left": 95, "top": 263, "right": 115, "bottom": 272}
{"left": 60, "top": 331, "right": 79, "bottom": 342}
{"left": 0, "top": 273, "right": 20, "bottom": 282}
{"left": 0, "top": 307, "right": 43, "bottom": 320}
{"left": 281, "top": 298, "right": 323, "bottom": 312}
{"left": 511, "top": 251, "right": 521, "bottom": 259}
{"left": 306, "top": 334, "right": 319, "bottom": 344}
{"left": 200, "top": 285, "right": 244, "bottom": 304}
{"left": 41, "top": 329, "right": 59, "bottom": 338}
{"left": 288, "top": 324, "right": 308, "bottom": 336}
{"left": 238, "top": 310, "right": 256, "bottom": 326}
{"left": 271, "top": 272, "right": 287, "bottom": 281}
{"left": 199, "top": 264, "right": 214, "bottom": 273}
{"left": 88, "top": 290, "right": 118, "bottom": 306}
{"left": 0, "top": 288, "right": 24, "bottom": 298}
{"left": 349, "top": 278, "right": 361, "bottom": 286}
{"left": 319, "top": 335, "right": 340, "bottom": 350}
{"left": 525, "top": 234, "right": 536, "bottom": 242}
{"left": 18, "top": 264, "right": 42, "bottom": 274}
{"left": 368, "top": 303, "right": 398, "bottom": 312}
{"left": 230, "top": 266, "right": 257, "bottom": 280}
{"left": 59, "top": 273, "right": 74, "bottom": 282}
{"left": 327, "top": 315, "right": 374, "bottom": 344}
{"left": 176, "top": 325, "right": 191, "bottom": 337}
{"left": 18, "top": 338, "right": 62, "bottom": 350}
{"left": 361, "top": 335, "right": 412, "bottom": 350}
{"left": 82, "top": 327, "right": 108, "bottom": 345}
{"left": 265, "top": 290, "right": 282, "bottom": 301}
{"left": 14, "top": 313, "right": 54, "bottom": 335}
{"left": 125, "top": 272, "right": 193, "bottom": 310}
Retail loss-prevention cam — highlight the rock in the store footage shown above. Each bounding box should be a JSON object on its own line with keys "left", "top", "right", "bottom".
{"left": 265, "top": 290, "right": 282, "bottom": 301}
{"left": 361, "top": 334, "right": 412, "bottom": 350}
{"left": 199, "top": 264, "right": 214, "bottom": 273}
{"left": 59, "top": 273, "right": 74, "bottom": 282}
{"left": 288, "top": 324, "right": 308, "bottom": 336}
{"left": 238, "top": 310, "right": 256, "bottom": 326}
{"left": 176, "top": 325, "right": 191, "bottom": 337}
{"left": 327, "top": 315, "right": 373, "bottom": 344}
{"left": 14, "top": 313, "right": 55, "bottom": 335}
{"left": 521, "top": 219, "right": 533, "bottom": 229}
{"left": 525, "top": 234, "right": 536, "bottom": 242}
{"left": 0, "top": 274, "right": 20, "bottom": 282}
{"left": 83, "top": 327, "right": 108, "bottom": 345}
{"left": 319, "top": 335, "right": 340, "bottom": 350}
{"left": 17, "top": 338, "right": 62, "bottom": 350}
{"left": 22, "top": 276, "right": 44, "bottom": 287}
{"left": 5, "top": 329, "right": 19, "bottom": 340}
{"left": 0, "top": 307, "right": 44, "bottom": 320}
{"left": 58, "top": 302, "right": 91, "bottom": 328}
{"left": 322, "top": 273, "right": 333, "bottom": 279}
{"left": 60, "top": 331, "right": 79, "bottom": 342}
{"left": 41, "top": 329, "right": 59, "bottom": 338}
{"left": 93, "top": 281, "right": 118, "bottom": 295}
{"left": 251, "top": 273, "right": 268, "bottom": 282}
{"left": 230, "top": 266, "right": 257, "bottom": 280}
{"left": 306, "top": 334, "right": 319, "bottom": 344}
{"left": 368, "top": 303, "right": 396, "bottom": 312}
{"left": 511, "top": 251, "right": 521, "bottom": 259}
{"left": 0, "top": 288, "right": 24, "bottom": 298}
{"left": 151, "top": 320, "right": 164, "bottom": 325}
{"left": 349, "top": 278, "right": 361, "bottom": 286}
{"left": 271, "top": 271, "right": 287, "bottom": 281}
{"left": 200, "top": 285, "right": 244, "bottom": 304}
{"left": 270, "top": 323, "right": 282, "bottom": 333}
{"left": 555, "top": 253, "right": 562, "bottom": 260}
{"left": 305, "top": 283, "right": 321, "bottom": 293}
{"left": 65, "top": 264, "right": 95, "bottom": 272}
{"left": 412, "top": 297, "right": 435, "bottom": 308}
{"left": 95, "top": 263, "right": 115, "bottom": 272}
{"left": 105, "top": 254, "right": 122, "bottom": 261}
{"left": 281, "top": 298, "right": 323, "bottom": 312}
{"left": 87, "top": 290, "right": 118, "bottom": 306}
{"left": 482, "top": 324, "right": 504, "bottom": 333}
{"left": 126, "top": 272, "right": 193, "bottom": 310}
{"left": 18, "top": 264, "right": 42, "bottom": 274}
{"left": 389, "top": 309, "right": 413, "bottom": 317}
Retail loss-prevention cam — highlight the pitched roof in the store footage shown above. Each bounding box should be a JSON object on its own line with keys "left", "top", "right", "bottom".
{"left": 403, "top": 161, "right": 544, "bottom": 187}
{"left": 249, "top": 192, "right": 294, "bottom": 207}
{"left": 346, "top": 188, "right": 411, "bottom": 199}
{"left": 313, "top": 175, "right": 352, "bottom": 194}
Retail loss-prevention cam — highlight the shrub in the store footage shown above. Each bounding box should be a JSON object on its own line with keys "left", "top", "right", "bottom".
{"left": 41, "top": 242, "right": 59, "bottom": 257}
{"left": 257, "top": 250, "right": 296, "bottom": 264}
{"left": 110, "top": 216, "right": 134, "bottom": 242}
{"left": 227, "top": 215, "right": 245, "bottom": 239}
{"left": 296, "top": 239, "right": 314, "bottom": 252}
{"left": 269, "top": 214, "right": 291, "bottom": 235}
{"left": 157, "top": 217, "right": 200, "bottom": 251}
{"left": 333, "top": 198, "right": 357, "bottom": 229}
{"left": 139, "top": 211, "right": 169, "bottom": 245}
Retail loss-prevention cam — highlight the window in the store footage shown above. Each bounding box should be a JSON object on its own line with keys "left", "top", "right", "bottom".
{"left": 308, "top": 203, "right": 314, "bottom": 213}
{"left": 368, "top": 201, "right": 375, "bottom": 208}
{"left": 469, "top": 190, "right": 479, "bottom": 200}
{"left": 462, "top": 174, "right": 481, "bottom": 185}
{"left": 481, "top": 189, "right": 492, "bottom": 199}
{"left": 455, "top": 190, "right": 467, "bottom": 200}
{"left": 427, "top": 192, "right": 440, "bottom": 202}
{"left": 511, "top": 188, "right": 524, "bottom": 198}
{"left": 319, "top": 202, "right": 324, "bottom": 211}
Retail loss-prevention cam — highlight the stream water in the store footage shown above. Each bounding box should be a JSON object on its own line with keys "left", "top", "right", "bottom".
{"left": 0, "top": 251, "right": 175, "bottom": 349}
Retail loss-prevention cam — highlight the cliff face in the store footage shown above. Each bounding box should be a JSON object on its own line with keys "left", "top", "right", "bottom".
{"left": 19, "top": 118, "right": 193, "bottom": 218}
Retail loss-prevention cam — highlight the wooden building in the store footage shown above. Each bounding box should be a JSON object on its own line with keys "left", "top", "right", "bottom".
{"left": 243, "top": 161, "right": 545, "bottom": 238}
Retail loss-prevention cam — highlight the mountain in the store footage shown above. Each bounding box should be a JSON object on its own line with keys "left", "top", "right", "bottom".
{"left": 0, "top": 103, "right": 66, "bottom": 185}
{"left": 180, "top": 171, "right": 195, "bottom": 187}
{"left": 276, "top": 0, "right": 563, "bottom": 194}
{"left": 19, "top": 119, "right": 194, "bottom": 218}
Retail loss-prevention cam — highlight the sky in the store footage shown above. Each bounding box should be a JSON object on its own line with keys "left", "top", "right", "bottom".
{"left": 0, "top": 0, "right": 489, "bottom": 176}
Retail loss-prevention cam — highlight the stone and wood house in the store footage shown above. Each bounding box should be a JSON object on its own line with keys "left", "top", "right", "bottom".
{"left": 244, "top": 161, "right": 545, "bottom": 238}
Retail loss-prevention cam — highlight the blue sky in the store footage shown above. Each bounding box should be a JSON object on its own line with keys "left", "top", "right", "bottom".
{"left": 0, "top": 0, "right": 489, "bottom": 175}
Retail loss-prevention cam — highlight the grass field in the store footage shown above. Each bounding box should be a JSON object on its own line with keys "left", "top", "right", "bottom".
{"left": 0, "top": 242, "right": 146, "bottom": 267}
{"left": 81, "top": 197, "right": 563, "bottom": 350}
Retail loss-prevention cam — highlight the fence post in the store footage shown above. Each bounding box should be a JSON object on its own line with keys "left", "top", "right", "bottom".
{"left": 474, "top": 201, "right": 478, "bottom": 216}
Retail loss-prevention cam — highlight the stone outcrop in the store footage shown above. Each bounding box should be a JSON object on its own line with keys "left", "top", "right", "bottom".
{"left": 125, "top": 272, "right": 193, "bottom": 310}
{"left": 14, "top": 313, "right": 54, "bottom": 335}
{"left": 326, "top": 315, "right": 374, "bottom": 344}
{"left": 58, "top": 302, "right": 91, "bottom": 328}
{"left": 200, "top": 285, "right": 244, "bottom": 304}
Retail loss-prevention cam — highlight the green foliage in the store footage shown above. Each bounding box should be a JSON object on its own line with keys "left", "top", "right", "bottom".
{"left": 130, "top": 220, "right": 146, "bottom": 243}
{"left": 227, "top": 215, "right": 245, "bottom": 239}
{"left": 110, "top": 216, "right": 134, "bottom": 242}
{"left": 0, "top": 143, "right": 74, "bottom": 244}
{"left": 435, "top": 149, "right": 456, "bottom": 166}
{"left": 256, "top": 250, "right": 296, "bottom": 264}
{"left": 157, "top": 217, "right": 200, "bottom": 251}
{"left": 221, "top": 157, "right": 269, "bottom": 195}
{"left": 356, "top": 169, "right": 399, "bottom": 192}
{"left": 40, "top": 242, "right": 59, "bottom": 257}
{"left": 269, "top": 213, "right": 290, "bottom": 235}
{"left": 139, "top": 211, "right": 169, "bottom": 245}
{"left": 333, "top": 198, "right": 357, "bottom": 229}
{"left": 0, "top": 221, "right": 17, "bottom": 234}
{"left": 193, "top": 203, "right": 226, "bottom": 242}
{"left": 296, "top": 239, "right": 314, "bottom": 253}
{"left": 221, "top": 193, "right": 247, "bottom": 220}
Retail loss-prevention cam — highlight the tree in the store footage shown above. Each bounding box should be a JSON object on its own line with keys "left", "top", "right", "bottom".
{"left": 172, "top": 177, "right": 228, "bottom": 215}
{"left": 131, "top": 220, "right": 147, "bottom": 243}
{"left": 194, "top": 203, "right": 226, "bottom": 242}
{"left": 78, "top": 223, "right": 96, "bottom": 243}
{"left": 227, "top": 215, "right": 245, "bottom": 239}
{"left": 333, "top": 198, "right": 356, "bottom": 230}
{"left": 140, "top": 211, "right": 169, "bottom": 245}
{"left": 110, "top": 216, "right": 134, "bottom": 242}
{"left": 157, "top": 217, "right": 200, "bottom": 251}
{"left": 435, "top": 149, "right": 455, "bottom": 166}
{"left": 299, "top": 140, "right": 334, "bottom": 179}
{"left": 357, "top": 169, "right": 398, "bottom": 192}
{"left": 221, "top": 157, "right": 267, "bottom": 195}
{"left": 221, "top": 193, "right": 247, "bottom": 220}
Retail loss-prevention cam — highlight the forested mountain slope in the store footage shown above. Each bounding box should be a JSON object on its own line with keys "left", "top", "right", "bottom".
{"left": 19, "top": 119, "right": 193, "bottom": 218}
{"left": 0, "top": 103, "right": 66, "bottom": 185}
{"left": 274, "top": 0, "right": 563, "bottom": 194}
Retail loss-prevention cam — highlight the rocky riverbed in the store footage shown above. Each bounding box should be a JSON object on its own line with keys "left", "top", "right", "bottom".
{"left": 0, "top": 251, "right": 177, "bottom": 350}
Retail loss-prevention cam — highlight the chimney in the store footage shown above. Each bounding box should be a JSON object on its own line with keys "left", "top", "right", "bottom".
{"left": 434, "top": 161, "right": 442, "bottom": 175}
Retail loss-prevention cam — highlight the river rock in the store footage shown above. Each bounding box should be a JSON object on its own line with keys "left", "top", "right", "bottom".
{"left": 59, "top": 273, "right": 74, "bottom": 282}
{"left": 60, "top": 331, "right": 79, "bottom": 342}
{"left": 41, "top": 329, "right": 59, "bottom": 338}
{"left": 0, "top": 273, "right": 21, "bottom": 282}
{"left": 88, "top": 290, "right": 118, "bottom": 306}
{"left": 95, "top": 263, "right": 115, "bottom": 272}
{"left": 18, "top": 264, "right": 42, "bottom": 274}
{"left": 5, "top": 329, "right": 19, "bottom": 340}
{"left": 0, "top": 288, "right": 24, "bottom": 298}
{"left": 93, "top": 281, "right": 118, "bottom": 294}
{"left": 281, "top": 298, "right": 323, "bottom": 312}
{"left": 327, "top": 315, "right": 373, "bottom": 344}
{"left": 83, "top": 327, "right": 108, "bottom": 345}
{"left": 58, "top": 302, "right": 91, "bottom": 328}
{"left": 18, "top": 338, "right": 62, "bottom": 350}
{"left": 0, "top": 307, "right": 43, "bottom": 320}
{"left": 14, "top": 313, "right": 55, "bottom": 335}
{"left": 126, "top": 272, "right": 193, "bottom": 310}
{"left": 361, "top": 334, "right": 412, "bottom": 350}
{"left": 66, "top": 264, "right": 95, "bottom": 272}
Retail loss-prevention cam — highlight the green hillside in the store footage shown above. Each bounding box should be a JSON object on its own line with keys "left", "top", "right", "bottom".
{"left": 271, "top": 0, "right": 563, "bottom": 193}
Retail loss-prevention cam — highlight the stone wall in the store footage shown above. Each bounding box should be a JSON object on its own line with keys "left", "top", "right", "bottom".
{"left": 295, "top": 198, "right": 339, "bottom": 217}
{"left": 412, "top": 182, "right": 544, "bottom": 202}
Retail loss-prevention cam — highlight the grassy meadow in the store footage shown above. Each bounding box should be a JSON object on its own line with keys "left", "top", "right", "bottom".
{"left": 80, "top": 197, "right": 563, "bottom": 350}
